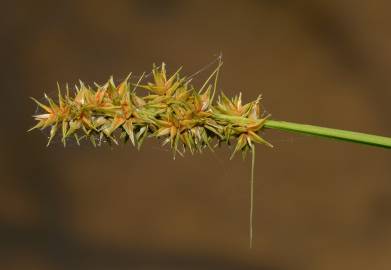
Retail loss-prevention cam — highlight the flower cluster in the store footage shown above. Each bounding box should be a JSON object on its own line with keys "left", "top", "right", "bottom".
{"left": 30, "top": 63, "right": 272, "bottom": 158}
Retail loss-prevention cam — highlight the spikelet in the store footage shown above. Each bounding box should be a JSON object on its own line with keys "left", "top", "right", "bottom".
{"left": 29, "top": 63, "right": 272, "bottom": 158}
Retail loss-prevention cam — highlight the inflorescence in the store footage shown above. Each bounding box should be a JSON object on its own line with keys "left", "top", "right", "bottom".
{"left": 30, "top": 63, "right": 273, "bottom": 159}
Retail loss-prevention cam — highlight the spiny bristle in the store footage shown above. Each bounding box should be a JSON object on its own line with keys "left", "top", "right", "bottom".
{"left": 29, "top": 63, "right": 272, "bottom": 158}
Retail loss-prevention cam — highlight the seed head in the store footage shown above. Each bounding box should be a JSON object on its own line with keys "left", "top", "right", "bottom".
{"left": 30, "top": 63, "right": 272, "bottom": 158}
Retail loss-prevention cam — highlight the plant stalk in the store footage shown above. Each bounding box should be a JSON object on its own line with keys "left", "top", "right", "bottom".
{"left": 263, "top": 120, "right": 391, "bottom": 148}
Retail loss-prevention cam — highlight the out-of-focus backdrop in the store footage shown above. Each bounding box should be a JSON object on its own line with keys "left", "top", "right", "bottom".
{"left": 1, "top": 1, "right": 391, "bottom": 269}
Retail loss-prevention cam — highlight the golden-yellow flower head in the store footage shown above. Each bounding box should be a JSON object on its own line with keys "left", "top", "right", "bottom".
{"left": 30, "top": 62, "right": 272, "bottom": 158}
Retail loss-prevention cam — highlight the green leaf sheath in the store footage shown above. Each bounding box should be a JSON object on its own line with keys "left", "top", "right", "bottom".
{"left": 264, "top": 120, "right": 391, "bottom": 149}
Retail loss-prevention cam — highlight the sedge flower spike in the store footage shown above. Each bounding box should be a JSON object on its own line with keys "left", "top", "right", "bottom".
{"left": 29, "top": 62, "right": 391, "bottom": 249}
{"left": 29, "top": 63, "right": 273, "bottom": 157}
{"left": 29, "top": 62, "right": 271, "bottom": 248}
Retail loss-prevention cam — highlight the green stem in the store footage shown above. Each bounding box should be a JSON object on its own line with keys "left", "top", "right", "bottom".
{"left": 264, "top": 120, "right": 391, "bottom": 148}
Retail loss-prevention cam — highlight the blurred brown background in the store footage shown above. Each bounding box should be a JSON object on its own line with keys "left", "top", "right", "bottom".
{"left": 1, "top": 0, "right": 391, "bottom": 269}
